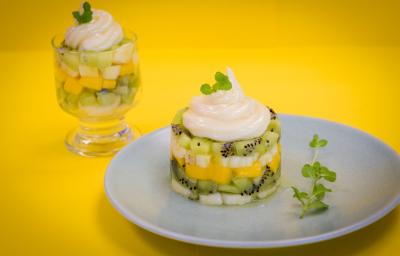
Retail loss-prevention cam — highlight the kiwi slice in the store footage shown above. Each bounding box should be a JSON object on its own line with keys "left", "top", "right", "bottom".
{"left": 60, "top": 50, "right": 80, "bottom": 71}
{"left": 177, "top": 133, "right": 191, "bottom": 149}
{"left": 268, "top": 107, "right": 277, "bottom": 120}
{"left": 96, "top": 91, "right": 120, "bottom": 106}
{"left": 80, "top": 51, "right": 113, "bottom": 69}
{"left": 171, "top": 124, "right": 185, "bottom": 136}
{"left": 212, "top": 142, "right": 234, "bottom": 158}
{"left": 233, "top": 138, "right": 262, "bottom": 156}
{"left": 172, "top": 108, "right": 188, "bottom": 125}
{"left": 262, "top": 131, "right": 279, "bottom": 149}
{"left": 197, "top": 180, "right": 217, "bottom": 195}
{"left": 79, "top": 91, "right": 97, "bottom": 106}
{"left": 170, "top": 159, "right": 197, "bottom": 190}
{"left": 258, "top": 166, "right": 281, "bottom": 192}
{"left": 190, "top": 137, "right": 211, "bottom": 155}
{"left": 218, "top": 184, "right": 241, "bottom": 194}
{"left": 267, "top": 119, "right": 281, "bottom": 135}
{"left": 232, "top": 177, "right": 253, "bottom": 192}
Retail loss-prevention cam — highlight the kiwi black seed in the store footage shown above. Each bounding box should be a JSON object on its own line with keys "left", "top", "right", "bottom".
{"left": 268, "top": 107, "right": 277, "bottom": 119}
{"left": 171, "top": 124, "right": 183, "bottom": 136}
{"left": 220, "top": 142, "right": 234, "bottom": 158}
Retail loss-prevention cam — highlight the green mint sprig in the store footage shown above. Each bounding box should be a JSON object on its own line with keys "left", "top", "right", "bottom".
{"left": 200, "top": 72, "right": 232, "bottom": 95}
{"left": 72, "top": 2, "right": 93, "bottom": 24}
{"left": 291, "top": 134, "right": 336, "bottom": 218}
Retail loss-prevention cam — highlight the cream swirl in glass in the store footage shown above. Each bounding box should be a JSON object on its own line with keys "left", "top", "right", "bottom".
{"left": 183, "top": 68, "right": 270, "bottom": 141}
{"left": 65, "top": 9, "right": 123, "bottom": 51}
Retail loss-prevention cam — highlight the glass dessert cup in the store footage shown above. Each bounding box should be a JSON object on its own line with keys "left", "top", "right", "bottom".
{"left": 52, "top": 31, "right": 141, "bottom": 156}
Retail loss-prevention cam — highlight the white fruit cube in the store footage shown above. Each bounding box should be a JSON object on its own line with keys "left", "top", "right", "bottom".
{"left": 101, "top": 65, "right": 121, "bottom": 80}
{"left": 113, "top": 42, "right": 133, "bottom": 64}
{"left": 79, "top": 64, "right": 99, "bottom": 77}
{"left": 199, "top": 193, "right": 223, "bottom": 205}
{"left": 60, "top": 62, "right": 79, "bottom": 78}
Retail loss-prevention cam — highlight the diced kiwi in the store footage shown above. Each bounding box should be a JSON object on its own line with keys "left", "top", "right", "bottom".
{"left": 114, "top": 85, "right": 129, "bottom": 96}
{"left": 96, "top": 91, "right": 121, "bottom": 106}
{"left": 211, "top": 142, "right": 234, "bottom": 158}
{"left": 170, "top": 159, "right": 197, "bottom": 189}
{"left": 218, "top": 184, "right": 241, "bottom": 194}
{"left": 190, "top": 138, "right": 211, "bottom": 155}
{"left": 80, "top": 51, "right": 113, "bottom": 69}
{"left": 60, "top": 50, "right": 80, "bottom": 71}
{"left": 177, "top": 133, "right": 191, "bottom": 149}
{"left": 114, "top": 85, "right": 135, "bottom": 105}
{"left": 261, "top": 131, "right": 279, "bottom": 148}
{"left": 197, "top": 180, "right": 217, "bottom": 195}
{"left": 255, "top": 143, "right": 267, "bottom": 154}
{"left": 232, "top": 177, "right": 253, "bottom": 192}
{"left": 79, "top": 91, "right": 97, "bottom": 106}
{"left": 234, "top": 138, "right": 262, "bottom": 156}
{"left": 267, "top": 119, "right": 281, "bottom": 135}
{"left": 117, "top": 75, "right": 131, "bottom": 87}
{"left": 60, "top": 90, "right": 79, "bottom": 110}
{"left": 172, "top": 108, "right": 188, "bottom": 125}
{"left": 211, "top": 142, "right": 222, "bottom": 155}
{"left": 258, "top": 166, "right": 281, "bottom": 192}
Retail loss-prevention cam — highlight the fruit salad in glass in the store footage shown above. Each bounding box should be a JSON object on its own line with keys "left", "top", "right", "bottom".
{"left": 52, "top": 2, "right": 141, "bottom": 156}
{"left": 170, "top": 69, "right": 281, "bottom": 205}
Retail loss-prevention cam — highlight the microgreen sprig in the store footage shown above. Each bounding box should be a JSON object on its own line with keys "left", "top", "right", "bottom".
{"left": 72, "top": 2, "right": 93, "bottom": 24}
{"left": 291, "top": 134, "right": 336, "bottom": 218}
{"left": 200, "top": 72, "right": 232, "bottom": 95}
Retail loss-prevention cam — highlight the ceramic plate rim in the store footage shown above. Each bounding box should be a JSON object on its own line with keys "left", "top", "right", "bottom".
{"left": 104, "top": 114, "right": 400, "bottom": 248}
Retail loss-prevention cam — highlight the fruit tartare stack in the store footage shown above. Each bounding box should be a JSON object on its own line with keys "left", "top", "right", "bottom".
{"left": 170, "top": 69, "right": 281, "bottom": 205}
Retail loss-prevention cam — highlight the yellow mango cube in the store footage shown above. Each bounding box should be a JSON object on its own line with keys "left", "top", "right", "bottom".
{"left": 268, "top": 144, "right": 281, "bottom": 172}
{"left": 233, "top": 161, "right": 263, "bottom": 178}
{"left": 176, "top": 157, "right": 185, "bottom": 167}
{"left": 185, "top": 162, "right": 232, "bottom": 184}
{"left": 79, "top": 77, "right": 103, "bottom": 91}
{"left": 185, "top": 164, "right": 209, "bottom": 180}
{"left": 210, "top": 165, "right": 232, "bottom": 184}
{"left": 119, "top": 63, "right": 135, "bottom": 76}
{"left": 63, "top": 77, "right": 82, "bottom": 95}
{"left": 102, "top": 79, "right": 117, "bottom": 90}
{"left": 55, "top": 66, "right": 68, "bottom": 83}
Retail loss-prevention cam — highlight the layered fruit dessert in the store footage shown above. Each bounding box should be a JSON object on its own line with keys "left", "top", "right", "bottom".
{"left": 53, "top": 2, "right": 140, "bottom": 119}
{"left": 170, "top": 69, "right": 281, "bottom": 205}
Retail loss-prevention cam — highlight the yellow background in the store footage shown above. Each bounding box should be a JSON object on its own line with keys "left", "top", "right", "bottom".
{"left": 0, "top": 0, "right": 399, "bottom": 255}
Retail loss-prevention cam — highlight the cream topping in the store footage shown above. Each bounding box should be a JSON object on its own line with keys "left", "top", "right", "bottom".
{"left": 65, "top": 9, "right": 123, "bottom": 51}
{"left": 183, "top": 68, "right": 270, "bottom": 141}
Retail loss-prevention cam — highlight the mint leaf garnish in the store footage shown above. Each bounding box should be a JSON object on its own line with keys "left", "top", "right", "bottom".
{"left": 291, "top": 134, "right": 337, "bottom": 218}
{"left": 200, "top": 71, "right": 232, "bottom": 95}
{"left": 200, "top": 84, "right": 213, "bottom": 95}
{"left": 72, "top": 2, "right": 93, "bottom": 24}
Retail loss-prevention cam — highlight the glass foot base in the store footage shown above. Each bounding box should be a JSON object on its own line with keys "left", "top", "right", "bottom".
{"left": 65, "top": 118, "right": 140, "bottom": 157}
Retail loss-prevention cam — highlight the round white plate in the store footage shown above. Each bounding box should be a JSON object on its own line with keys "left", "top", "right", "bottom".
{"left": 104, "top": 115, "right": 400, "bottom": 248}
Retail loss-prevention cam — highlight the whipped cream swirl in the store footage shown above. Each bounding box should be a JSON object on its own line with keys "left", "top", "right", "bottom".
{"left": 65, "top": 9, "right": 123, "bottom": 51}
{"left": 183, "top": 68, "right": 270, "bottom": 141}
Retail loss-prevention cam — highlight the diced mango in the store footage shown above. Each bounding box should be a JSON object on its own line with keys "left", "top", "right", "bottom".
{"left": 176, "top": 157, "right": 185, "bottom": 167}
{"left": 79, "top": 77, "right": 103, "bottom": 91}
{"left": 102, "top": 79, "right": 117, "bottom": 89}
{"left": 233, "top": 161, "right": 263, "bottom": 178}
{"left": 119, "top": 63, "right": 135, "bottom": 76}
{"left": 268, "top": 143, "right": 281, "bottom": 172}
{"left": 211, "top": 165, "right": 232, "bottom": 184}
{"left": 185, "top": 164, "right": 209, "bottom": 180}
{"left": 185, "top": 163, "right": 232, "bottom": 184}
{"left": 63, "top": 77, "right": 82, "bottom": 95}
{"left": 55, "top": 66, "right": 68, "bottom": 82}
